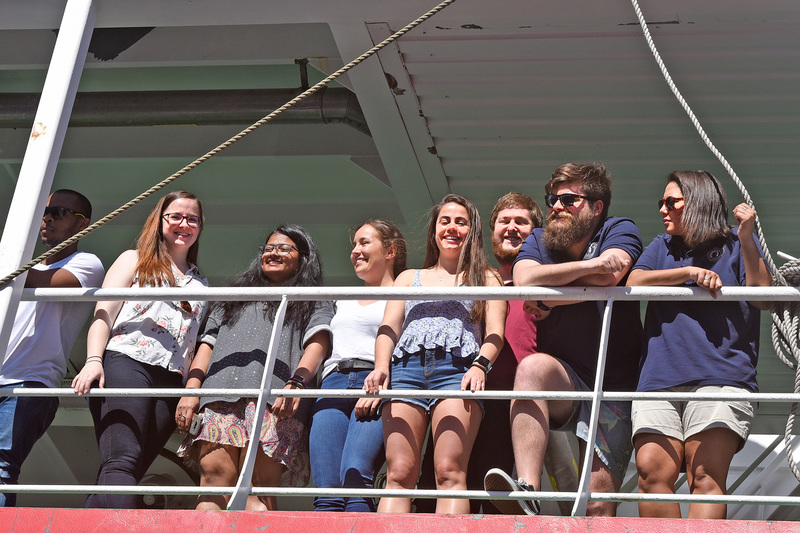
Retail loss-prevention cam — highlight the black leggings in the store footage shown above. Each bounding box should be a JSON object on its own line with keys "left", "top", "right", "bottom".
{"left": 85, "top": 351, "right": 181, "bottom": 509}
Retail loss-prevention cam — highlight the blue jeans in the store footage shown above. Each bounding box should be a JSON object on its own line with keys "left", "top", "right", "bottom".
{"left": 86, "top": 351, "right": 181, "bottom": 509}
{"left": 309, "top": 369, "right": 384, "bottom": 512}
{"left": 0, "top": 382, "right": 59, "bottom": 507}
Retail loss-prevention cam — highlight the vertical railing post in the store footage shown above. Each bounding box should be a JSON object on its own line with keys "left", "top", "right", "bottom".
{"left": 0, "top": 0, "right": 95, "bottom": 367}
{"left": 571, "top": 298, "right": 615, "bottom": 516}
{"left": 228, "top": 296, "right": 289, "bottom": 510}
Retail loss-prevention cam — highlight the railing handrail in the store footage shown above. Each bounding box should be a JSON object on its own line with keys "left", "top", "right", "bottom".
{"left": 4, "top": 388, "right": 799, "bottom": 402}
{"left": 3, "top": 284, "right": 799, "bottom": 515}
{"left": 19, "top": 285, "right": 800, "bottom": 302}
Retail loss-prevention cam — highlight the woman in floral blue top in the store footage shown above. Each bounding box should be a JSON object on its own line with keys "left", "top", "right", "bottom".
{"left": 364, "top": 194, "right": 506, "bottom": 514}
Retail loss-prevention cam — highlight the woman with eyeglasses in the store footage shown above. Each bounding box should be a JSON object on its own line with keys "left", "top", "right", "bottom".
{"left": 71, "top": 190, "right": 209, "bottom": 509}
{"left": 176, "top": 224, "right": 333, "bottom": 511}
{"left": 626, "top": 171, "right": 771, "bottom": 519}
{"left": 309, "top": 219, "right": 406, "bottom": 512}
{"left": 364, "top": 194, "right": 506, "bottom": 514}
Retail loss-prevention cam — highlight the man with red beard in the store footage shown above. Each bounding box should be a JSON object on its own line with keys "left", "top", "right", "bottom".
{"left": 485, "top": 163, "right": 642, "bottom": 517}
{"left": 465, "top": 192, "right": 542, "bottom": 513}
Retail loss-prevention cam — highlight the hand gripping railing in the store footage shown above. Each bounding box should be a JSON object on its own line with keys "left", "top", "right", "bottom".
{"left": 4, "top": 285, "right": 800, "bottom": 513}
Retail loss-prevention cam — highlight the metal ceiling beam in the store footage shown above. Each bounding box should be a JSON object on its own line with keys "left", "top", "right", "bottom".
{"left": 0, "top": 87, "right": 369, "bottom": 132}
{"left": 329, "top": 21, "right": 448, "bottom": 231}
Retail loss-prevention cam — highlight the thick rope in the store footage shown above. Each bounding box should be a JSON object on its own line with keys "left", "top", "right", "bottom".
{"left": 0, "top": 0, "right": 458, "bottom": 289}
{"left": 630, "top": 0, "right": 800, "bottom": 481}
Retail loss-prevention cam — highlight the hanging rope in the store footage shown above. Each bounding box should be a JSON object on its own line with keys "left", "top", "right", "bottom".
{"left": 0, "top": 0, "right": 458, "bottom": 289}
{"left": 630, "top": 0, "right": 800, "bottom": 480}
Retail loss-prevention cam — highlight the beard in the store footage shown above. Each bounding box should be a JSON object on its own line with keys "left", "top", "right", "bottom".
{"left": 492, "top": 237, "right": 520, "bottom": 265}
{"left": 542, "top": 208, "right": 595, "bottom": 257}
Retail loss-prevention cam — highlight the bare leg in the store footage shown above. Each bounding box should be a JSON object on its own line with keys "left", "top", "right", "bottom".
{"left": 685, "top": 427, "right": 740, "bottom": 520}
{"left": 634, "top": 432, "right": 684, "bottom": 518}
{"left": 510, "top": 354, "right": 575, "bottom": 489}
{"left": 196, "top": 443, "right": 239, "bottom": 510}
{"left": 378, "top": 401, "right": 429, "bottom": 513}
{"left": 430, "top": 398, "right": 482, "bottom": 514}
{"left": 576, "top": 439, "right": 622, "bottom": 517}
{"left": 246, "top": 445, "right": 287, "bottom": 511}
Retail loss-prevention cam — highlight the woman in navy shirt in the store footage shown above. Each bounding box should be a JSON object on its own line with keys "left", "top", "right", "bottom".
{"left": 627, "top": 170, "right": 771, "bottom": 519}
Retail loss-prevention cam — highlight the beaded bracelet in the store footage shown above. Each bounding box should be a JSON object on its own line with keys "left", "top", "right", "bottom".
{"left": 287, "top": 374, "right": 306, "bottom": 388}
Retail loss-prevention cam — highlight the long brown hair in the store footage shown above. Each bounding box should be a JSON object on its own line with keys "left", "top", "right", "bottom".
{"left": 423, "top": 194, "right": 493, "bottom": 323}
{"left": 135, "top": 191, "right": 204, "bottom": 287}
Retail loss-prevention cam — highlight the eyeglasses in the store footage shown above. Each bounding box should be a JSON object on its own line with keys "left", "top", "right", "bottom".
{"left": 43, "top": 206, "right": 86, "bottom": 220}
{"left": 658, "top": 197, "right": 684, "bottom": 211}
{"left": 545, "top": 193, "right": 590, "bottom": 208}
{"left": 162, "top": 213, "right": 201, "bottom": 227}
{"left": 259, "top": 243, "right": 299, "bottom": 255}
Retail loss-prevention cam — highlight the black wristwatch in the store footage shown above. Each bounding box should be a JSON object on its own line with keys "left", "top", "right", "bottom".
{"left": 537, "top": 300, "right": 552, "bottom": 311}
{"left": 473, "top": 355, "right": 493, "bottom": 373}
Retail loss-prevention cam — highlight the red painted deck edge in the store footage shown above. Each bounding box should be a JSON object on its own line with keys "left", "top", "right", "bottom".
{"left": 0, "top": 508, "right": 797, "bottom": 533}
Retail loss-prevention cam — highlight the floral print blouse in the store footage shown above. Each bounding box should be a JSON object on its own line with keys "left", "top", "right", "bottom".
{"left": 105, "top": 265, "right": 208, "bottom": 378}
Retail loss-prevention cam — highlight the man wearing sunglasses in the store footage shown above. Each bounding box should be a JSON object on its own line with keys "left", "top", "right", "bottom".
{"left": 0, "top": 189, "right": 104, "bottom": 506}
{"left": 485, "top": 163, "right": 643, "bottom": 517}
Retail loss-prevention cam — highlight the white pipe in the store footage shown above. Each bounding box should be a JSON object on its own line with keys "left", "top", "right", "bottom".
{"left": 0, "top": 0, "right": 95, "bottom": 369}
{"left": 4, "top": 388, "right": 800, "bottom": 403}
{"left": 3, "top": 484, "right": 800, "bottom": 508}
{"left": 572, "top": 299, "right": 615, "bottom": 516}
{"left": 20, "top": 285, "right": 800, "bottom": 303}
{"left": 228, "top": 296, "right": 288, "bottom": 510}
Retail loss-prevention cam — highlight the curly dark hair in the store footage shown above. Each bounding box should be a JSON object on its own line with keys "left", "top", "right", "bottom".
{"left": 218, "top": 224, "right": 323, "bottom": 330}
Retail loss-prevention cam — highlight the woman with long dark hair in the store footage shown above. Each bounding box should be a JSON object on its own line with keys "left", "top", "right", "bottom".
{"left": 72, "top": 190, "right": 209, "bottom": 509}
{"left": 627, "top": 171, "right": 771, "bottom": 519}
{"left": 364, "top": 194, "right": 506, "bottom": 514}
{"left": 309, "top": 219, "right": 406, "bottom": 512}
{"left": 176, "top": 224, "right": 333, "bottom": 511}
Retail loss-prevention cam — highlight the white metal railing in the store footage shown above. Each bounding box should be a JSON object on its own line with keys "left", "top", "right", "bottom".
{"left": 3, "top": 285, "right": 800, "bottom": 515}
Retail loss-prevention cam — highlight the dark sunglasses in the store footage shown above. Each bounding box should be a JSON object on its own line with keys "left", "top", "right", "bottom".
{"left": 43, "top": 206, "right": 86, "bottom": 220}
{"left": 658, "top": 197, "right": 684, "bottom": 211}
{"left": 545, "top": 193, "right": 590, "bottom": 208}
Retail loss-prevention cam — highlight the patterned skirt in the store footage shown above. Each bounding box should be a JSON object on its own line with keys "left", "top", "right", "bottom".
{"left": 177, "top": 398, "right": 310, "bottom": 487}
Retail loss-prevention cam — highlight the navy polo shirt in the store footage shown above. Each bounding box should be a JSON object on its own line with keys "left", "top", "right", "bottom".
{"left": 633, "top": 230, "right": 764, "bottom": 393}
{"left": 514, "top": 217, "right": 644, "bottom": 391}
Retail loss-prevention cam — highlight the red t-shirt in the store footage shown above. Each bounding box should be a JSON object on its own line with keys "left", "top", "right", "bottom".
{"left": 486, "top": 295, "right": 538, "bottom": 390}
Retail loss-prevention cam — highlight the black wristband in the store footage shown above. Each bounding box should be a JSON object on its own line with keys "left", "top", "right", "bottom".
{"left": 470, "top": 362, "right": 488, "bottom": 373}
{"left": 473, "top": 355, "right": 492, "bottom": 373}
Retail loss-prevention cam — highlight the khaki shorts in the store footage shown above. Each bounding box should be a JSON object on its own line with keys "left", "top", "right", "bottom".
{"left": 632, "top": 385, "right": 754, "bottom": 451}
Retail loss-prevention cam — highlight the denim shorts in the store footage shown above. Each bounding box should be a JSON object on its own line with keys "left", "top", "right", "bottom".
{"left": 389, "top": 347, "right": 483, "bottom": 413}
